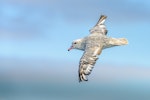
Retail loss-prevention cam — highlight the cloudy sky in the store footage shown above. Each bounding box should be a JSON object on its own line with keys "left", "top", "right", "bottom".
{"left": 0, "top": 0, "right": 150, "bottom": 76}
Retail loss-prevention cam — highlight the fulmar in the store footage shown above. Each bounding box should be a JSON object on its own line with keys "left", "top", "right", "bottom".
{"left": 68, "top": 15, "right": 128, "bottom": 82}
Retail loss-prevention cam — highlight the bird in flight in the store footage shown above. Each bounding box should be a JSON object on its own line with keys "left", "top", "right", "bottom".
{"left": 68, "top": 15, "right": 128, "bottom": 82}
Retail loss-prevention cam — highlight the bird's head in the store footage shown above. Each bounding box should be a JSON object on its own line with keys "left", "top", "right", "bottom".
{"left": 68, "top": 39, "right": 85, "bottom": 51}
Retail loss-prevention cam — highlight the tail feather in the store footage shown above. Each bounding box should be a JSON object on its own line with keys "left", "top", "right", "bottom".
{"left": 112, "top": 38, "right": 128, "bottom": 45}
{"left": 103, "top": 38, "right": 128, "bottom": 49}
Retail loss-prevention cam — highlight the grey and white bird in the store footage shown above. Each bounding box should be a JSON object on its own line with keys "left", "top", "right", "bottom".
{"left": 68, "top": 15, "right": 128, "bottom": 82}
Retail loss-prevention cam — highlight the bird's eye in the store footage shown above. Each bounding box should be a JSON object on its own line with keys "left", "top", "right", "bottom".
{"left": 74, "top": 42, "right": 77, "bottom": 44}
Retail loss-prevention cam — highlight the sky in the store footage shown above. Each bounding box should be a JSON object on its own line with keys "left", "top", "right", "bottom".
{"left": 0, "top": 0, "right": 150, "bottom": 66}
{"left": 0, "top": 0, "right": 150, "bottom": 81}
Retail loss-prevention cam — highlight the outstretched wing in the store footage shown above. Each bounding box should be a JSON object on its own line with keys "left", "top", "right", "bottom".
{"left": 90, "top": 15, "right": 107, "bottom": 35}
{"left": 79, "top": 45, "right": 103, "bottom": 82}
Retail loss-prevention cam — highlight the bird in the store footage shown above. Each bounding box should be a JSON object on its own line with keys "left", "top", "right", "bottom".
{"left": 68, "top": 15, "right": 128, "bottom": 82}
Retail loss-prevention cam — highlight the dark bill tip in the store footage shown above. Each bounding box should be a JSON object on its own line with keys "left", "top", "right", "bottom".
{"left": 68, "top": 46, "right": 73, "bottom": 51}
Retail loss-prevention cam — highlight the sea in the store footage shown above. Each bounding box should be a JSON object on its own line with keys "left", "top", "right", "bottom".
{"left": 0, "top": 80, "right": 150, "bottom": 100}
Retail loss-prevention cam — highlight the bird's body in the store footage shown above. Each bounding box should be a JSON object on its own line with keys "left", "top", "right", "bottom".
{"left": 68, "top": 15, "right": 128, "bottom": 82}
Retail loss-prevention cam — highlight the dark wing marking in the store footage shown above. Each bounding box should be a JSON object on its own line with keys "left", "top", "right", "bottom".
{"left": 79, "top": 46, "right": 103, "bottom": 82}
{"left": 95, "top": 15, "right": 107, "bottom": 26}
{"left": 90, "top": 15, "right": 108, "bottom": 35}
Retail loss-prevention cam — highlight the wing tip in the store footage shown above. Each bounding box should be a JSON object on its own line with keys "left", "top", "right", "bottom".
{"left": 98, "top": 15, "right": 107, "bottom": 25}
{"left": 79, "top": 74, "right": 88, "bottom": 82}
{"left": 100, "top": 15, "right": 107, "bottom": 19}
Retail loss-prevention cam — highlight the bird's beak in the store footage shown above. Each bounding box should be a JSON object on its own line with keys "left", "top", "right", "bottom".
{"left": 68, "top": 46, "right": 73, "bottom": 51}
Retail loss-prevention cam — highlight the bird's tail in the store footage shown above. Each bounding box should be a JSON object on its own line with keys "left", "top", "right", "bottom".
{"left": 109, "top": 38, "right": 128, "bottom": 45}
{"left": 103, "top": 38, "right": 128, "bottom": 49}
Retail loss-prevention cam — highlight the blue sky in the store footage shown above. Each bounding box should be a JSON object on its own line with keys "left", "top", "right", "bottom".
{"left": 0, "top": 0, "right": 150, "bottom": 68}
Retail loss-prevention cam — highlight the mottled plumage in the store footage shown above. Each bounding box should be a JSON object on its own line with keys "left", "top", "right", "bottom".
{"left": 68, "top": 15, "right": 128, "bottom": 82}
